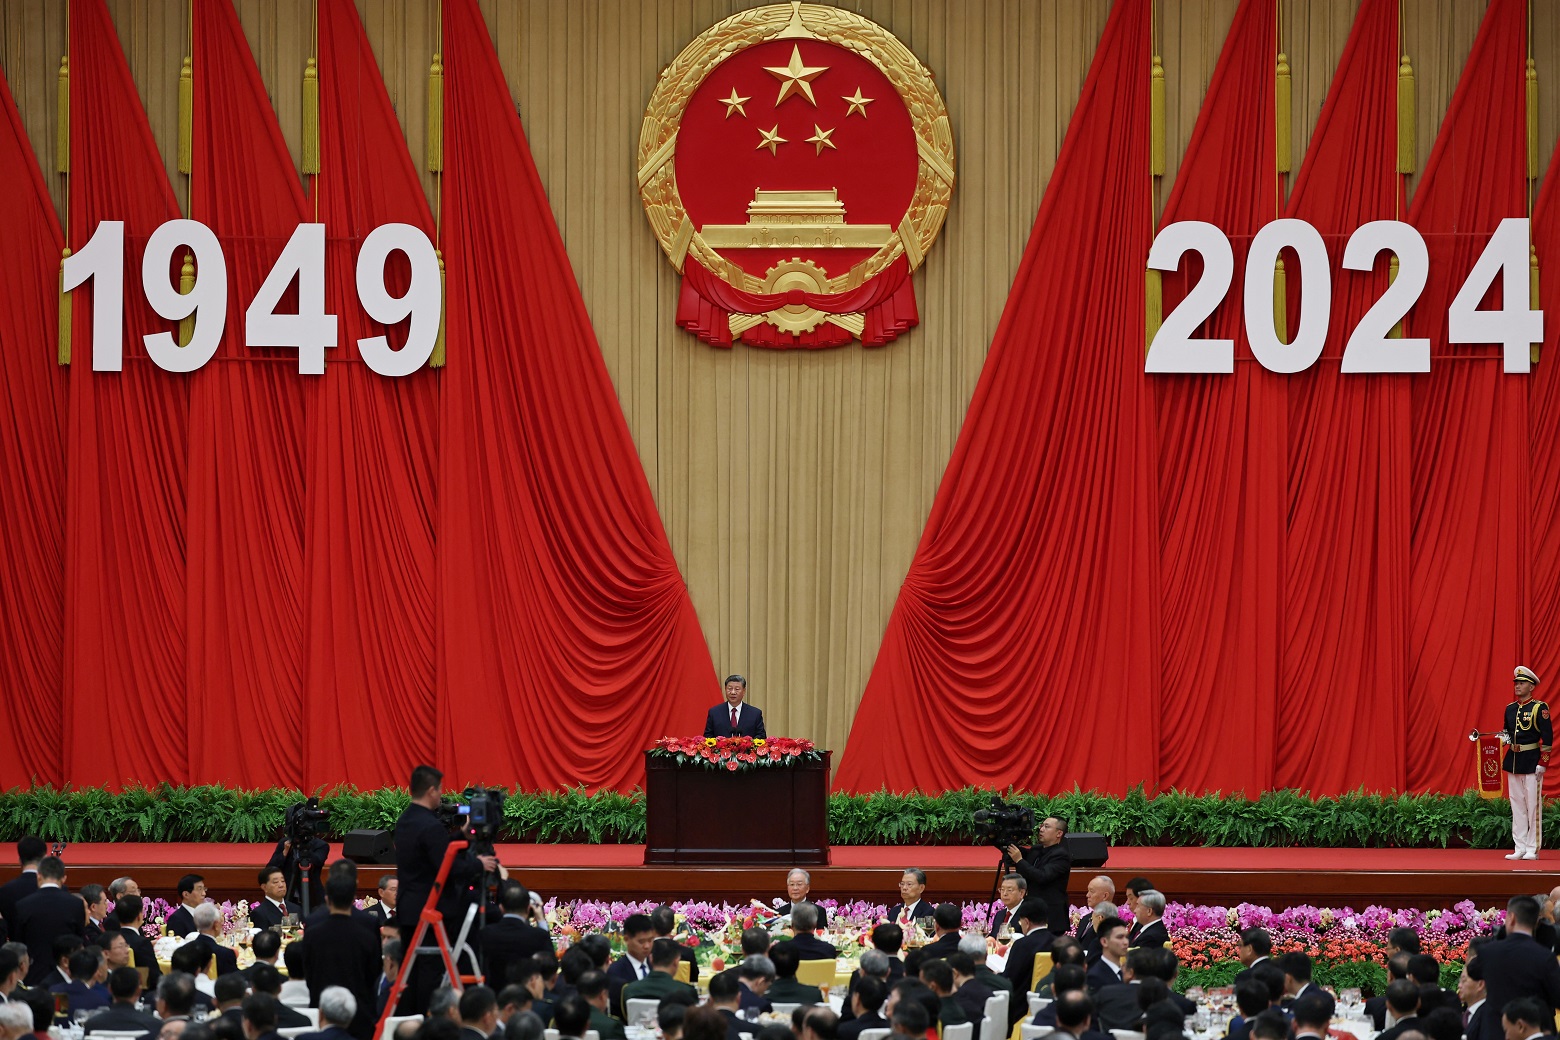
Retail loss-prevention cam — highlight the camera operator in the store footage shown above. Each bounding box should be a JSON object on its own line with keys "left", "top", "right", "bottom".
{"left": 394, "top": 765, "right": 498, "bottom": 1015}
{"left": 1003, "top": 816, "right": 1072, "bottom": 938}
{"left": 269, "top": 799, "right": 331, "bottom": 912}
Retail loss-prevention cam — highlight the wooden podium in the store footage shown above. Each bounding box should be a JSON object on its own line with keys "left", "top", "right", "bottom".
{"left": 643, "top": 750, "right": 831, "bottom": 865}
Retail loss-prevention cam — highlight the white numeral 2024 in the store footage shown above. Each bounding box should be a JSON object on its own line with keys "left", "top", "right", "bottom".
{"left": 1145, "top": 217, "right": 1541, "bottom": 375}
{"left": 62, "top": 219, "right": 441, "bottom": 377}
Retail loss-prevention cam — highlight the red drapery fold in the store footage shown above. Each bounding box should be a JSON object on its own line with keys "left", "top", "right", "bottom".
{"left": 436, "top": 0, "right": 716, "bottom": 791}
{"left": 0, "top": 64, "right": 66, "bottom": 787}
{"left": 834, "top": 0, "right": 1159, "bottom": 794}
{"left": 1279, "top": 0, "right": 1411, "bottom": 795}
{"left": 1529, "top": 147, "right": 1560, "bottom": 689}
{"left": 1405, "top": 0, "right": 1530, "bottom": 793}
{"left": 185, "top": 0, "right": 311, "bottom": 788}
{"left": 63, "top": 0, "right": 189, "bottom": 789}
{"left": 302, "top": 0, "right": 439, "bottom": 789}
{"left": 1151, "top": 0, "right": 1282, "bottom": 793}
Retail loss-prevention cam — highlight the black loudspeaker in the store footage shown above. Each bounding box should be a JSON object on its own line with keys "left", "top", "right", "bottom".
{"left": 342, "top": 829, "right": 396, "bottom": 864}
{"left": 1063, "top": 832, "right": 1109, "bottom": 867}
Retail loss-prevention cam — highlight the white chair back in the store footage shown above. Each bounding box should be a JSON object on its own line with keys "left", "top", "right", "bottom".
{"left": 943, "top": 1024, "right": 975, "bottom": 1040}
{"left": 625, "top": 999, "right": 662, "bottom": 1028}
{"left": 771, "top": 1003, "right": 802, "bottom": 1017}
{"left": 297, "top": 1009, "right": 321, "bottom": 1028}
{"left": 981, "top": 993, "right": 1010, "bottom": 1040}
{"left": 278, "top": 1029, "right": 311, "bottom": 1039}
{"left": 86, "top": 1033, "right": 146, "bottom": 1040}
{"left": 1027, "top": 995, "right": 1051, "bottom": 1016}
{"left": 856, "top": 1031, "right": 891, "bottom": 1040}
{"left": 380, "top": 1015, "right": 423, "bottom": 1040}
{"left": 545, "top": 1031, "right": 559, "bottom": 1040}
{"left": 1020, "top": 1027, "right": 1054, "bottom": 1040}
{"left": 585, "top": 1031, "right": 600, "bottom": 1040}
{"left": 1109, "top": 1032, "right": 1146, "bottom": 1040}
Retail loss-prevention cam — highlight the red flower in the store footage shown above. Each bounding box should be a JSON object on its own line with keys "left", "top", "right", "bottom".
{"left": 726, "top": 761, "right": 739, "bottom": 771}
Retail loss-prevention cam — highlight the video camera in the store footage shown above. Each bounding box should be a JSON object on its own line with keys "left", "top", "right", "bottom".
{"left": 972, "top": 796, "right": 1035, "bottom": 852}
{"left": 434, "top": 786, "right": 507, "bottom": 846}
{"left": 284, "top": 796, "right": 331, "bottom": 847}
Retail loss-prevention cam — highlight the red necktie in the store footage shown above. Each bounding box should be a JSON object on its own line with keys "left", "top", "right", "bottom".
{"left": 731, "top": 706, "right": 739, "bottom": 730}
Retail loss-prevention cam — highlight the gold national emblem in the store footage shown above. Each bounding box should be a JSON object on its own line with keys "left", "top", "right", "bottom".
{"left": 637, "top": 2, "right": 954, "bottom": 348}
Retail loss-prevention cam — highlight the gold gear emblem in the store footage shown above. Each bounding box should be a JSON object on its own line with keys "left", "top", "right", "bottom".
{"left": 762, "top": 259, "right": 831, "bottom": 333}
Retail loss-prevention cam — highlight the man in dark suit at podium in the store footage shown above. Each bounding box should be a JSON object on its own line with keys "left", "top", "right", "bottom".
{"left": 705, "top": 676, "right": 766, "bottom": 738}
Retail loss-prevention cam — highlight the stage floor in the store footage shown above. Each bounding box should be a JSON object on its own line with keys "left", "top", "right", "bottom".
{"left": 14, "top": 843, "right": 1552, "bottom": 909}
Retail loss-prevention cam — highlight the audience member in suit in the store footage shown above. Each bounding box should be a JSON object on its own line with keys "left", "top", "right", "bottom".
{"left": 764, "top": 942, "right": 824, "bottom": 1006}
{"left": 1007, "top": 817, "right": 1074, "bottom": 940}
{"left": 458, "top": 985, "right": 503, "bottom": 1040}
{"left": 242, "top": 992, "right": 286, "bottom": 1040}
{"left": 704, "top": 675, "right": 767, "bottom": 739}
{"left": 211, "top": 972, "right": 250, "bottom": 1029}
{"left": 649, "top": 905, "right": 699, "bottom": 985}
{"left": 1084, "top": 918, "right": 1130, "bottom": 997}
{"left": 701, "top": 973, "right": 757, "bottom": 1040}
{"left": 575, "top": 970, "right": 626, "bottom": 1040}
{"left": 138, "top": 971, "right": 199, "bottom": 1040}
{"left": 165, "top": 875, "right": 207, "bottom": 939}
{"left": 777, "top": 870, "right": 830, "bottom": 930}
{"left": 79, "top": 886, "right": 109, "bottom": 945}
{"left": 1143, "top": 1000, "right": 1191, "bottom": 1040}
{"left": 957, "top": 932, "right": 1011, "bottom": 997}
{"left": 1129, "top": 892, "right": 1169, "bottom": 950}
{"left": 1002, "top": 898, "right": 1058, "bottom": 1011}
{"left": 168, "top": 944, "right": 217, "bottom": 1010}
{"left": 604, "top": 913, "right": 655, "bottom": 1018}
{"left": 773, "top": 903, "right": 838, "bottom": 963}
{"left": 1233, "top": 928, "right": 1276, "bottom": 987}
{"left": 917, "top": 905, "right": 964, "bottom": 961}
{"left": 249, "top": 867, "right": 301, "bottom": 932}
{"left": 621, "top": 938, "right": 698, "bottom": 1011}
{"left": 1074, "top": 877, "right": 1114, "bottom": 950}
{"left": 1078, "top": 902, "right": 1117, "bottom": 965}
{"left": 112, "top": 896, "right": 160, "bottom": 989}
{"left": 737, "top": 956, "right": 775, "bottom": 1014}
{"left": 841, "top": 947, "right": 894, "bottom": 1024}
{"left": 372, "top": 876, "right": 399, "bottom": 930}
{"left": 1460, "top": 958, "right": 1489, "bottom": 1040}
{"left": 1419, "top": 1007, "right": 1466, "bottom": 1040}
{"left": 243, "top": 929, "right": 283, "bottom": 983}
{"left": 188, "top": 904, "right": 239, "bottom": 977}
{"left": 297, "top": 985, "right": 360, "bottom": 1040}
{"left": 1121, "top": 879, "right": 1154, "bottom": 945}
{"left": 917, "top": 959, "right": 969, "bottom": 1028}
{"left": 551, "top": 993, "right": 596, "bottom": 1040}
{"left": 886, "top": 870, "right": 936, "bottom": 925}
{"left": 838, "top": 976, "right": 889, "bottom": 1040}
{"left": 1279, "top": 952, "right": 1320, "bottom": 1006}
{"left": 250, "top": 964, "right": 311, "bottom": 1028}
{"left": 83, "top": 967, "right": 160, "bottom": 1035}
{"left": 888, "top": 1001, "right": 931, "bottom": 1040}
{"left": 266, "top": 831, "right": 329, "bottom": 913}
{"left": 1032, "top": 964, "right": 1090, "bottom": 1029}
{"left": 1222, "top": 978, "right": 1273, "bottom": 1040}
{"left": 1249, "top": 1009, "right": 1294, "bottom": 1040}
{"left": 47, "top": 947, "right": 111, "bottom": 1018}
{"left": 1290, "top": 991, "right": 1336, "bottom": 1040}
{"left": 302, "top": 862, "right": 381, "bottom": 939}
{"left": 1052, "top": 989, "right": 1114, "bottom": 1040}
{"left": 946, "top": 954, "right": 993, "bottom": 1027}
{"left": 989, "top": 874, "right": 1027, "bottom": 937}
{"left": 0, "top": 839, "right": 45, "bottom": 941}
{"left": 299, "top": 875, "right": 380, "bottom": 1040}
{"left": 1472, "top": 897, "right": 1560, "bottom": 1040}
{"left": 47, "top": 935, "right": 83, "bottom": 988}
{"left": 14, "top": 857, "right": 84, "bottom": 986}
{"left": 477, "top": 882, "right": 553, "bottom": 992}
{"left": 1374, "top": 979, "right": 1424, "bottom": 1040}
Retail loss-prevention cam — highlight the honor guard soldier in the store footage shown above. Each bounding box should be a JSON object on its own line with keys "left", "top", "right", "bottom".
{"left": 1504, "top": 666, "right": 1551, "bottom": 860}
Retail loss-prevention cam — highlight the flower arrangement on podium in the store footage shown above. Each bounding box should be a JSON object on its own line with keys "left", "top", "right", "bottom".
{"left": 649, "top": 735, "right": 823, "bottom": 772}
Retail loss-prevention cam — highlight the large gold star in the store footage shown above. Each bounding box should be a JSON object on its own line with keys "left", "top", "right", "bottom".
{"left": 805, "top": 125, "right": 837, "bottom": 154}
{"left": 756, "top": 125, "right": 787, "bottom": 155}
{"left": 720, "top": 88, "right": 750, "bottom": 119}
{"left": 842, "top": 88, "right": 874, "bottom": 117}
{"left": 763, "top": 45, "right": 828, "bottom": 107}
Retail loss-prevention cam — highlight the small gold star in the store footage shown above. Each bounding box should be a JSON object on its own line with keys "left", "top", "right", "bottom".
{"left": 805, "top": 125, "right": 837, "bottom": 154}
{"left": 842, "top": 88, "right": 874, "bottom": 117}
{"left": 763, "top": 45, "right": 829, "bottom": 107}
{"left": 756, "top": 125, "right": 787, "bottom": 155}
{"left": 720, "top": 88, "right": 750, "bottom": 119}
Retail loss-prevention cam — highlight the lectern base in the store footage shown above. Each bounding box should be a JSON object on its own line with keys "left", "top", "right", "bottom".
{"left": 643, "top": 750, "right": 832, "bottom": 865}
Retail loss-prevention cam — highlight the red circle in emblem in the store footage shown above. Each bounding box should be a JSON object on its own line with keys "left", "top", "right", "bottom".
{"left": 674, "top": 38, "right": 919, "bottom": 282}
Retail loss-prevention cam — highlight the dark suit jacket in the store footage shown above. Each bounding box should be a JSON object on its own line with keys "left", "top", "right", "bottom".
{"left": 954, "top": 978, "right": 993, "bottom": 1025}
{"left": 47, "top": 979, "right": 111, "bottom": 1016}
{"left": 1095, "top": 982, "right": 1145, "bottom": 1031}
{"left": 0, "top": 872, "right": 38, "bottom": 933}
{"left": 838, "top": 1011, "right": 887, "bottom": 1040}
{"left": 606, "top": 956, "right": 646, "bottom": 1018}
{"left": 15, "top": 887, "right": 86, "bottom": 985}
{"left": 775, "top": 934, "right": 839, "bottom": 961}
{"left": 1076, "top": 916, "right": 1102, "bottom": 962}
{"left": 83, "top": 1003, "right": 160, "bottom": 1034}
{"left": 719, "top": 1008, "right": 757, "bottom": 1040}
{"left": 119, "top": 927, "right": 161, "bottom": 988}
{"left": 777, "top": 903, "right": 829, "bottom": 928}
{"left": 1466, "top": 1003, "right": 1488, "bottom": 1040}
{"left": 394, "top": 802, "right": 485, "bottom": 943}
{"left": 1002, "top": 928, "right": 1056, "bottom": 1007}
{"left": 1085, "top": 957, "right": 1123, "bottom": 995}
{"left": 887, "top": 900, "right": 936, "bottom": 923}
{"left": 992, "top": 906, "right": 1022, "bottom": 936}
{"left": 975, "top": 966, "right": 1012, "bottom": 994}
{"left": 136, "top": 1015, "right": 191, "bottom": 1040}
{"left": 166, "top": 905, "right": 197, "bottom": 938}
{"left": 1474, "top": 934, "right": 1560, "bottom": 1040}
{"left": 919, "top": 933, "right": 961, "bottom": 960}
{"left": 193, "top": 934, "right": 239, "bottom": 977}
{"left": 372, "top": 903, "right": 397, "bottom": 929}
{"left": 767, "top": 977, "right": 824, "bottom": 1005}
{"left": 704, "top": 703, "right": 766, "bottom": 738}
{"left": 1377, "top": 1016, "right": 1421, "bottom": 1040}
{"left": 249, "top": 899, "right": 301, "bottom": 932}
{"left": 1362, "top": 996, "right": 1387, "bottom": 1032}
{"left": 738, "top": 984, "right": 773, "bottom": 1014}
{"left": 622, "top": 970, "right": 698, "bottom": 1008}
{"left": 296, "top": 1028, "right": 356, "bottom": 1040}
{"left": 475, "top": 916, "right": 554, "bottom": 989}
{"left": 301, "top": 914, "right": 382, "bottom": 1040}
{"left": 1013, "top": 844, "right": 1073, "bottom": 937}
{"left": 1130, "top": 920, "right": 1168, "bottom": 950}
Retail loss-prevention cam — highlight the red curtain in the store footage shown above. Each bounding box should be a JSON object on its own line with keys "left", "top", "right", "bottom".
{"left": 1151, "top": 0, "right": 1282, "bottom": 792}
{"left": 1530, "top": 147, "right": 1560, "bottom": 689}
{"left": 435, "top": 0, "right": 717, "bottom": 790}
{"left": 1404, "top": 0, "right": 1530, "bottom": 793}
{"left": 63, "top": 0, "right": 189, "bottom": 788}
{"left": 185, "top": 0, "right": 310, "bottom": 788}
{"left": 834, "top": 0, "right": 1160, "bottom": 794}
{"left": 301, "top": 0, "right": 439, "bottom": 789}
{"left": 0, "top": 63, "right": 66, "bottom": 787}
{"left": 1279, "top": 0, "right": 1410, "bottom": 794}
